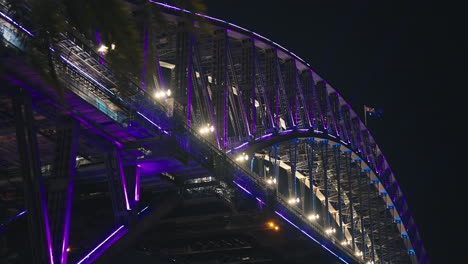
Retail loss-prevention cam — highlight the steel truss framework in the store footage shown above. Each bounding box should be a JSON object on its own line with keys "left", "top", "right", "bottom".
{"left": 0, "top": 1, "right": 427, "bottom": 264}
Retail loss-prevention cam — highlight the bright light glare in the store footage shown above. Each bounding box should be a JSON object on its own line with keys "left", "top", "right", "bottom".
{"left": 154, "top": 90, "right": 172, "bottom": 99}
{"left": 199, "top": 124, "right": 214, "bottom": 135}
{"left": 307, "top": 214, "right": 319, "bottom": 220}
{"left": 97, "top": 44, "right": 109, "bottom": 54}
{"left": 288, "top": 197, "right": 300, "bottom": 204}
{"left": 235, "top": 153, "right": 249, "bottom": 162}
{"left": 111, "top": 43, "right": 116, "bottom": 50}
{"left": 325, "top": 228, "right": 336, "bottom": 234}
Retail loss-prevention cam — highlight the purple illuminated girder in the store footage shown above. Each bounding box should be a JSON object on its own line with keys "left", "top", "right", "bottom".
{"left": 116, "top": 148, "right": 131, "bottom": 211}
{"left": 95, "top": 30, "right": 104, "bottom": 65}
{"left": 59, "top": 119, "right": 79, "bottom": 264}
{"left": 13, "top": 90, "right": 54, "bottom": 264}
{"left": 76, "top": 225, "right": 126, "bottom": 264}
{"left": 135, "top": 165, "right": 141, "bottom": 202}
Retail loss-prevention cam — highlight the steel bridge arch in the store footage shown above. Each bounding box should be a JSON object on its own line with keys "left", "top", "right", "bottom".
{"left": 0, "top": 1, "right": 428, "bottom": 263}
{"left": 148, "top": 2, "right": 427, "bottom": 263}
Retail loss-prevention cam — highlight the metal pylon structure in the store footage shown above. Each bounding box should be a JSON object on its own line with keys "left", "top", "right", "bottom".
{"left": 0, "top": 1, "right": 427, "bottom": 263}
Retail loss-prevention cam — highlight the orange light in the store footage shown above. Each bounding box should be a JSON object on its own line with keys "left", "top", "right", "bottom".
{"left": 267, "top": 222, "right": 274, "bottom": 227}
{"left": 66, "top": 247, "right": 71, "bottom": 252}
{"left": 274, "top": 226, "right": 279, "bottom": 231}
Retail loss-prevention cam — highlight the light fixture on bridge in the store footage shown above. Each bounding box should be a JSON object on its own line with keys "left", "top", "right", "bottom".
{"left": 154, "top": 89, "right": 171, "bottom": 99}
{"left": 307, "top": 214, "right": 319, "bottom": 221}
{"left": 235, "top": 153, "right": 249, "bottom": 162}
{"left": 97, "top": 44, "right": 109, "bottom": 54}
{"left": 288, "top": 197, "right": 300, "bottom": 204}
{"left": 325, "top": 227, "right": 336, "bottom": 235}
{"left": 355, "top": 250, "right": 363, "bottom": 257}
{"left": 266, "top": 177, "right": 276, "bottom": 185}
{"left": 199, "top": 124, "right": 214, "bottom": 134}
{"left": 341, "top": 240, "right": 350, "bottom": 246}
{"left": 111, "top": 43, "right": 116, "bottom": 50}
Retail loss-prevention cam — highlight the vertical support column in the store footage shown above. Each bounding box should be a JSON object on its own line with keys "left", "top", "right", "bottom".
{"left": 376, "top": 194, "right": 385, "bottom": 264}
{"left": 13, "top": 90, "right": 54, "bottom": 264}
{"left": 307, "top": 138, "right": 317, "bottom": 215}
{"left": 284, "top": 60, "right": 298, "bottom": 126}
{"left": 355, "top": 159, "right": 367, "bottom": 261}
{"left": 345, "top": 150, "right": 356, "bottom": 251}
{"left": 333, "top": 144, "right": 344, "bottom": 241}
{"left": 48, "top": 116, "right": 79, "bottom": 264}
{"left": 105, "top": 147, "right": 130, "bottom": 226}
{"left": 241, "top": 38, "right": 256, "bottom": 135}
{"left": 273, "top": 144, "right": 279, "bottom": 194}
{"left": 123, "top": 164, "right": 141, "bottom": 210}
{"left": 301, "top": 70, "right": 317, "bottom": 129}
{"left": 384, "top": 205, "right": 393, "bottom": 263}
{"left": 174, "top": 22, "right": 192, "bottom": 122}
{"left": 212, "top": 29, "right": 228, "bottom": 149}
{"left": 320, "top": 140, "right": 330, "bottom": 227}
{"left": 366, "top": 170, "right": 376, "bottom": 263}
{"left": 265, "top": 48, "right": 280, "bottom": 128}
{"left": 288, "top": 139, "right": 298, "bottom": 199}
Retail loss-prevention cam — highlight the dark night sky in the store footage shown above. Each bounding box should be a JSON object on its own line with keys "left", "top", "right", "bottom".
{"left": 201, "top": 0, "right": 466, "bottom": 262}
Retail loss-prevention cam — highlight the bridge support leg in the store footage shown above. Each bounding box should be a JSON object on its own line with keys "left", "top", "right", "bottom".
{"left": 48, "top": 116, "right": 79, "bottom": 264}
{"left": 306, "top": 138, "right": 317, "bottom": 216}
{"left": 105, "top": 147, "right": 130, "bottom": 226}
{"left": 345, "top": 151, "right": 356, "bottom": 251}
{"left": 366, "top": 171, "right": 376, "bottom": 263}
{"left": 355, "top": 159, "right": 368, "bottom": 261}
{"left": 320, "top": 140, "right": 331, "bottom": 227}
{"left": 333, "top": 145, "right": 344, "bottom": 241}
{"left": 288, "top": 139, "right": 298, "bottom": 201}
{"left": 13, "top": 89, "right": 53, "bottom": 264}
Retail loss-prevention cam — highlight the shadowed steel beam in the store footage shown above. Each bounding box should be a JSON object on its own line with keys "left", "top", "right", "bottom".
{"left": 320, "top": 140, "right": 331, "bottom": 227}
{"left": 345, "top": 150, "right": 356, "bottom": 251}
{"left": 48, "top": 116, "right": 79, "bottom": 264}
{"left": 307, "top": 138, "right": 316, "bottom": 214}
{"left": 355, "top": 159, "right": 367, "bottom": 260}
{"left": 13, "top": 89, "right": 54, "bottom": 264}
{"left": 95, "top": 192, "right": 181, "bottom": 263}
{"left": 366, "top": 170, "right": 376, "bottom": 263}
{"left": 333, "top": 144, "right": 344, "bottom": 241}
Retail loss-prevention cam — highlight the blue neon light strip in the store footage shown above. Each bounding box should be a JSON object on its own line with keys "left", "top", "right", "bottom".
{"left": 136, "top": 111, "right": 169, "bottom": 135}
{"left": 0, "top": 10, "right": 34, "bottom": 37}
{"left": 231, "top": 181, "right": 348, "bottom": 263}
{"left": 76, "top": 225, "right": 125, "bottom": 264}
{"left": 0, "top": 210, "right": 27, "bottom": 230}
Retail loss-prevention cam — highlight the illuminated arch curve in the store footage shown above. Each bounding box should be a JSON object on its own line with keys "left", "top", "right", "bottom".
{"left": 149, "top": 2, "right": 427, "bottom": 263}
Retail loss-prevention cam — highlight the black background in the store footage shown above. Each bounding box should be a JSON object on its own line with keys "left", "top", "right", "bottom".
{"left": 202, "top": 0, "right": 466, "bottom": 262}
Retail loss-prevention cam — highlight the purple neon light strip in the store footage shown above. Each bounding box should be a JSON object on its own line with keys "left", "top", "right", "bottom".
{"left": 136, "top": 111, "right": 169, "bottom": 135}
{"left": 134, "top": 166, "right": 141, "bottom": 202}
{"left": 95, "top": 30, "right": 104, "bottom": 65}
{"left": 76, "top": 225, "right": 125, "bottom": 264}
{"left": 40, "top": 185, "right": 55, "bottom": 263}
{"left": 0, "top": 10, "right": 34, "bottom": 37}
{"left": 116, "top": 149, "right": 131, "bottom": 211}
{"left": 60, "top": 148, "right": 78, "bottom": 264}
